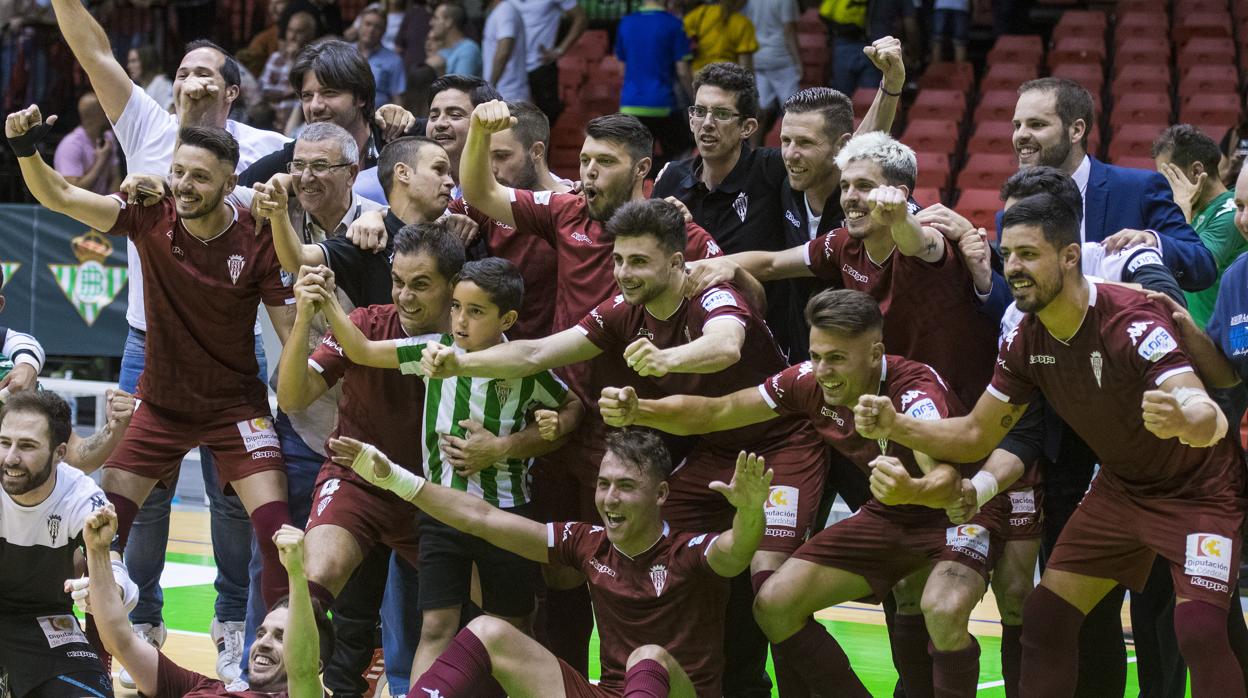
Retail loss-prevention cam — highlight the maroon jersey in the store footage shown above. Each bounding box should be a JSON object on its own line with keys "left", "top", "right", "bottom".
{"left": 156, "top": 651, "right": 284, "bottom": 698}
{"left": 576, "top": 284, "right": 801, "bottom": 451}
{"left": 105, "top": 196, "right": 292, "bottom": 417}
{"left": 804, "top": 229, "right": 996, "bottom": 406}
{"left": 310, "top": 305, "right": 428, "bottom": 486}
{"left": 760, "top": 354, "right": 961, "bottom": 523}
{"left": 989, "top": 282, "right": 1245, "bottom": 499}
{"left": 449, "top": 197, "right": 558, "bottom": 340}
{"left": 547, "top": 521, "right": 728, "bottom": 697}
{"left": 507, "top": 188, "right": 723, "bottom": 332}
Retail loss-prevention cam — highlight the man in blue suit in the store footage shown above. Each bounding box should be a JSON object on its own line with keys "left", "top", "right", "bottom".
{"left": 999, "top": 77, "right": 1216, "bottom": 292}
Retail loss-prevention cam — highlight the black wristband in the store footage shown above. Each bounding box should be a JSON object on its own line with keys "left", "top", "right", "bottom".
{"left": 880, "top": 82, "right": 903, "bottom": 97}
{"left": 7, "top": 121, "right": 53, "bottom": 158}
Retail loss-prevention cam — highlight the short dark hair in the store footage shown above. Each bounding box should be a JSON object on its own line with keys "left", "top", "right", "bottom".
{"left": 290, "top": 39, "right": 377, "bottom": 121}
{"left": 1152, "top": 124, "right": 1221, "bottom": 175}
{"left": 585, "top": 113, "right": 653, "bottom": 164}
{"left": 453, "top": 257, "right": 524, "bottom": 314}
{"left": 692, "top": 62, "right": 759, "bottom": 119}
{"left": 278, "top": 8, "right": 323, "bottom": 40}
{"left": 392, "top": 222, "right": 467, "bottom": 281}
{"left": 1018, "top": 77, "right": 1095, "bottom": 149}
{"left": 605, "top": 199, "right": 687, "bottom": 254}
{"left": 184, "top": 40, "right": 242, "bottom": 89}
{"left": 1001, "top": 192, "right": 1080, "bottom": 249}
{"left": 604, "top": 428, "right": 672, "bottom": 482}
{"left": 431, "top": 74, "right": 503, "bottom": 107}
{"left": 377, "top": 136, "right": 442, "bottom": 199}
{"left": 783, "top": 87, "right": 855, "bottom": 142}
{"left": 177, "top": 126, "right": 241, "bottom": 168}
{"left": 439, "top": 2, "right": 469, "bottom": 31}
{"left": 268, "top": 596, "right": 335, "bottom": 670}
{"left": 804, "top": 289, "right": 883, "bottom": 336}
{"left": 1, "top": 391, "right": 72, "bottom": 448}
{"left": 506, "top": 101, "right": 551, "bottom": 152}
{"left": 999, "top": 165, "right": 1083, "bottom": 225}
{"left": 132, "top": 45, "right": 163, "bottom": 79}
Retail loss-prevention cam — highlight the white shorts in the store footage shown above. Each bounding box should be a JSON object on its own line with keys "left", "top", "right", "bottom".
{"left": 756, "top": 64, "right": 802, "bottom": 109}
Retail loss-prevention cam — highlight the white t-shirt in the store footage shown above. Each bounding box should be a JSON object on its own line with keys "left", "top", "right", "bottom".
{"left": 744, "top": 0, "right": 798, "bottom": 71}
{"left": 513, "top": 0, "right": 577, "bottom": 71}
{"left": 483, "top": 0, "right": 532, "bottom": 101}
{"left": 111, "top": 85, "right": 290, "bottom": 331}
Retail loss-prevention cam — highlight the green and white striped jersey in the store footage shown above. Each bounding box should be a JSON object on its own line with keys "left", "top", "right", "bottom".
{"left": 395, "top": 333, "right": 568, "bottom": 508}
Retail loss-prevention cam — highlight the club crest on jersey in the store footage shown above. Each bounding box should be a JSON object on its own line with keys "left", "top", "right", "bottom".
{"left": 46, "top": 514, "right": 61, "bottom": 544}
{"left": 1090, "top": 351, "right": 1103, "bottom": 387}
{"left": 649, "top": 564, "right": 668, "bottom": 596}
{"left": 1127, "top": 321, "right": 1153, "bottom": 346}
{"left": 226, "top": 255, "right": 246, "bottom": 285}
{"left": 493, "top": 381, "right": 512, "bottom": 405}
{"left": 732, "top": 192, "right": 749, "bottom": 222}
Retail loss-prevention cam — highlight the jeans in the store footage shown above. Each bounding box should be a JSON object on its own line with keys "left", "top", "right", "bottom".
{"left": 830, "top": 36, "right": 881, "bottom": 96}
{"left": 119, "top": 327, "right": 265, "bottom": 625}
{"left": 380, "top": 555, "right": 421, "bottom": 695}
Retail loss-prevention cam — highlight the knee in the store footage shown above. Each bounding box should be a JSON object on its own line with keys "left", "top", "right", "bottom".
{"left": 993, "top": 579, "right": 1032, "bottom": 625}
{"left": 466, "top": 614, "right": 523, "bottom": 653}
{"left": 420, "top": 608, "right": 463, "bottom": 642}
{"left": 627, "top": 644, "right": 678, "bottom": 673}
{"left": 920, "top": 593, "right": 973, "bottom": 646}
{"left": 752, "top": 583, "right": 795, "bottom": 641}
{"left": 1174, "top": 600, "right": 1231, "bottom": 661}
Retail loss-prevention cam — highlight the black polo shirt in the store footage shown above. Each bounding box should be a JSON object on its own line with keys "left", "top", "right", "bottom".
{"left": 318, "top": 209, "right": 405, "bottom": 308}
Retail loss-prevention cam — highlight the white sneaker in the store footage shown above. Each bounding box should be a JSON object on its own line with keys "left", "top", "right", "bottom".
{"left": 119, "top": 622, "right": 166, "bottom": 688}
{"left": 211, "top": 617, "right": 246, "bottom": 684}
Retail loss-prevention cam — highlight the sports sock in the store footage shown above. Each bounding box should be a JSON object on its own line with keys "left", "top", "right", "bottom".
{"left": 1075, "top": 585, "right": 1126, "bottom": 697}
{"left": 752, "top": 571, "right": 809, "bottom": 698}
{"left": 407, "top": 628, "right": 504, "bottom": 697}
{"left": 931, "top": 636, "right": 980, "bottom": 698}
{"left": 1226, "top": 598, "right": 1248, "bottom": 689}
{"left": 105, "top": 492, "right": 140, "bottom": 551}
{"left": 1174, "top": 599, "right": 1247, "bottom": 698}
{"left": 623, "top": 659, "right": 670, "bottom": 698}
{"left": 1000, "top": 624, "right": 1022, "bottom": 698}
{"left": 543, "top": 584, "right": 594, "bottom": 675}
{"left": 1020, "top": 585, "right": 1085, "bottom": 696}
{"left": 890, "top": 612, "right": 934, "bottom": 698}
{"left": 773, "top": 619, "right": 870, "bottom": 697}
{"left": 248, "top": 500, "right": 293, "bottom": 607}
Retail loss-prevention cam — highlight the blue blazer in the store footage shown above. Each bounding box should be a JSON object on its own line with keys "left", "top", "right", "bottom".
{"left": 997, "top": 157, "right": 1216, "bottom": 291}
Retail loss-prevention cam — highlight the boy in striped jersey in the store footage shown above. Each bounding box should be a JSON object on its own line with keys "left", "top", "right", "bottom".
{"left": 313, "top": 255, "right": 584, "bottom": 678}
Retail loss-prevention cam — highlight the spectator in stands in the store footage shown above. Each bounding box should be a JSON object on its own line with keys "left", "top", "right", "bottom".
{"left": 483, "top": 0, "right": 530, "bottom": 101}
{"left": 684, "top": 0, "right": 758, "bottom": 72}
{"left": 239, "top": 0, "right": 291, "bottom": 77}
{"left": 616, "top": 0, "right": 693, "bottom": 167}
{"left": 1009, "top": 77, "right": 1216, "bottom": 292}
{"left": 513, "top": 0, "right": 587, "bottom": 125}
{"left": 357, "top": 6, "right": 407, "bottom": 105}
{"left": 53, "top": 92, "right": 120, "bottom": 196}
{"left": 395, "top": 0, "right": 435, "bottom": 114}
{"left": 426, "top": 2, "right": 483, "bottom": 78}
{"left": 281, "top": 0, "right": 345, "bottom": 38}
{"left": 1154, "top": 125, "right": 1248, "bottom": 329}
{"left": 821, "top": 0, "right": 915, "bottom": 95}
{"left": 742, "top": 0, "right": 800, "bottom": 144}
{"left": 1219, "top": 113, "right": 1248, "bottom": 189}
{"left": 126, "top": 45, "right": 173, "bottom": 112}
{"left": 261, "top": 9, "right": 323, "bottom": 133}
{"left": 929, "top": 0, "right": 970, "bottom": 64}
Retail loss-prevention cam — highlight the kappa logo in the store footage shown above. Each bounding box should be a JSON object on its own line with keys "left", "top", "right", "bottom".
{"left": 819, "top": 406, "right": 846, "bottom": 426}
{"left": 785, "top": 210, "right": 801, "bottom": 229}
{"left": 320, "top": 478, "right": 341, "bottom": 498}
{"left": 226, "top": 254, "right": 246, "bottom": 284}
{"left": 1127, "top": 321, "right": 1153, "bottom": 346}
{"left": 732, "top": 192, "right": 749, "bottom": 222}
{"left": 797, "top": 361, "right": 813, "bottom": 379}
{"left": 588, "top": 557, "right": 617, "bottom": 577}
{"left": 47, "top": 514, "right": 61, "bottom": 544}
{"left": 688, "top": 533, "right": 708, "bottom": 548}
{"left": 649, "top": 564, "right": 669, "bottom": 596}
{"left": 637, "top": 328, "right": 655, "bottom": 340}
{"left": 706, "top": 239, "right": 722, "bottom": 256}
{"left": 899, "top": 390, "right": 925, "bottom": 411}
{"left": 571, "top": 231, "right": 593, "bottom": 245}
{"left": 842, "top": 263, "right": 869, "bottom": 284}
{"left": 421, "top": 689, "right": 444, "bottom": 698}
{"left": 1029, "top": 354, "right": 1055, "bottom": 364}
{"left": 612, "top": 294, "right": 626, "bottom": 307}
{"left": 317, "top": 495, "right": 333, "bottom": 516}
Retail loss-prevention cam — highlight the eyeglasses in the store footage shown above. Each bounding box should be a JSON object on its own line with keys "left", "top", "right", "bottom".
{"left": 687, "top": 105, "right": 742, "bottom": 122}
{"left": 288, "top": 160, "right": 353, "bottom": 176}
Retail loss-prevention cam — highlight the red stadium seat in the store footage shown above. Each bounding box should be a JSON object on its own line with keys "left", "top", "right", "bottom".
{"left": 900, "top": 119, "right": 960, "bottom": 156}
{"left": 955, "top": 189, "right": 1004, "bottom": 235}
{"left": 1179, "top": 97, "right": 1241, "bottom": 136}
{"left": 1177, "top": 0, "right": 1230, "bottom": 13}
{"left": 919, "top": 62, "right": 975, "bottom": 92}
{"left": 567, "top": 29, "right": 610, "bottom": 59}
{"left": 1110, "top": 93, "right": 1172, "bottom": 128}
{"left": 1111, "top": 65, "right": 1172, "bottom": 97}
{"left": 1114, "top": 36, "right": 1172, "bottom": 66}
{"left": 909, "top": 89, "right": 968, "bottom": 121}
{"left": 1050, "top": 64, "right": 1104, "bottom": 94}
{"left": 981, "top": 63, "right": 1040, "bottom": 92}
{"left": 1053, "top": 14, "right": 1107, "bottom": 42}
{"left": 1057, "top": 9, "right": 1108, "bottom": 28}
{"left": 1174, "top": 12, "right": 1234, "bottom": 45}
{"left": 1111, "top": 156, "right": 1159, "bottom": 170}
{"left": 915, "top": 151, "right": 952, "bottom": 191}
{"left": 1177, "top": 38, "right": 1236, "bottom": 73}
{"left": 987, "top": 35, "right": 1045, "bottom": 66}
{"left": 1049, "top": 38, "right": 1108, "bottom": 67}
{"left": 1115, "top": 10, "right": 1168, "bottom": 33}
{"left": 1108, "top": 123, "right": 1168, "bottom": 162}
{"left": 967, "top": 122, "right": 1016, "bottom": 155}
{"left": 956, "top": 153, "right": 1018, "bottom": 191}
{"left": 1117, "top": 0, "right": 1164, "bottom": 10}
{"left": 911, "top": 186, "right": 945, "bottom": 207}
{"left": 1179, "top": 68, "right": 1240, "bottom": 100}
{"left": 852, "top": 87, "right": 876, "bottom": 118}
{"left": 973, "top": 90, "right": 1021, "bottom": 124}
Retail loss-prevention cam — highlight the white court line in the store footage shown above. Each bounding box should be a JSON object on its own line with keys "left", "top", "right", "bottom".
{"left": 976, "top": 656, "right": 1137, "bottom": 691}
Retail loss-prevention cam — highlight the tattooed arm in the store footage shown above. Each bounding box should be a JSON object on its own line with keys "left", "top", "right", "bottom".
{"left": 65, "top": 389, "right": 135, "bottom": 473}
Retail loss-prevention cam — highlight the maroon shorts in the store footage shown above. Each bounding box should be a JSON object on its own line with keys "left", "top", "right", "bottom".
{"left": 304, "top": 469, "right": 421, "bottom": 565}
{"left": 1045, "top": 479, "right": 1245, "bottom": 609}
{"left": 1001, "top": 483, "right": 1045, "bottom": 541}
{"left": 792, "top": 497, "right": 1008, "bottom": 602}
{"left": 558, "top": 658, "right": 620, "bottom": 698}
{"left": 105, "top": 402, "right": 284, "bottom": 492}
{"left": 663, "top": 427, "right": 827, "bottom": 554}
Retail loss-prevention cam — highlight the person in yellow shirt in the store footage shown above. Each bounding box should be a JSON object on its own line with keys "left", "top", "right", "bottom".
{"left": 684, "top": 0, "right": 759, "bottom": 72}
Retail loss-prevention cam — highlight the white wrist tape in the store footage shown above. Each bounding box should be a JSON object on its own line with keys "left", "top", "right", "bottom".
{"left": 1173, "top": 388, "right": 1228, "bottom": 447}
{"left": 352, "top": 443, "right": 426, "bottom": 500}
{"left": 970, "top": 470, "right": 999, "bottom": 508}
{"left": 112, "top": 559, "right": 139, "bottom": 613}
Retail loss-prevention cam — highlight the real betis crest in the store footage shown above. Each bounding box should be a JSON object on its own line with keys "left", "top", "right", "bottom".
{"left": 0, "top": 262, "right": 21, "bottom": 289}
{"left": 49, "top": 231, "right": 127, "bottom": 326}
